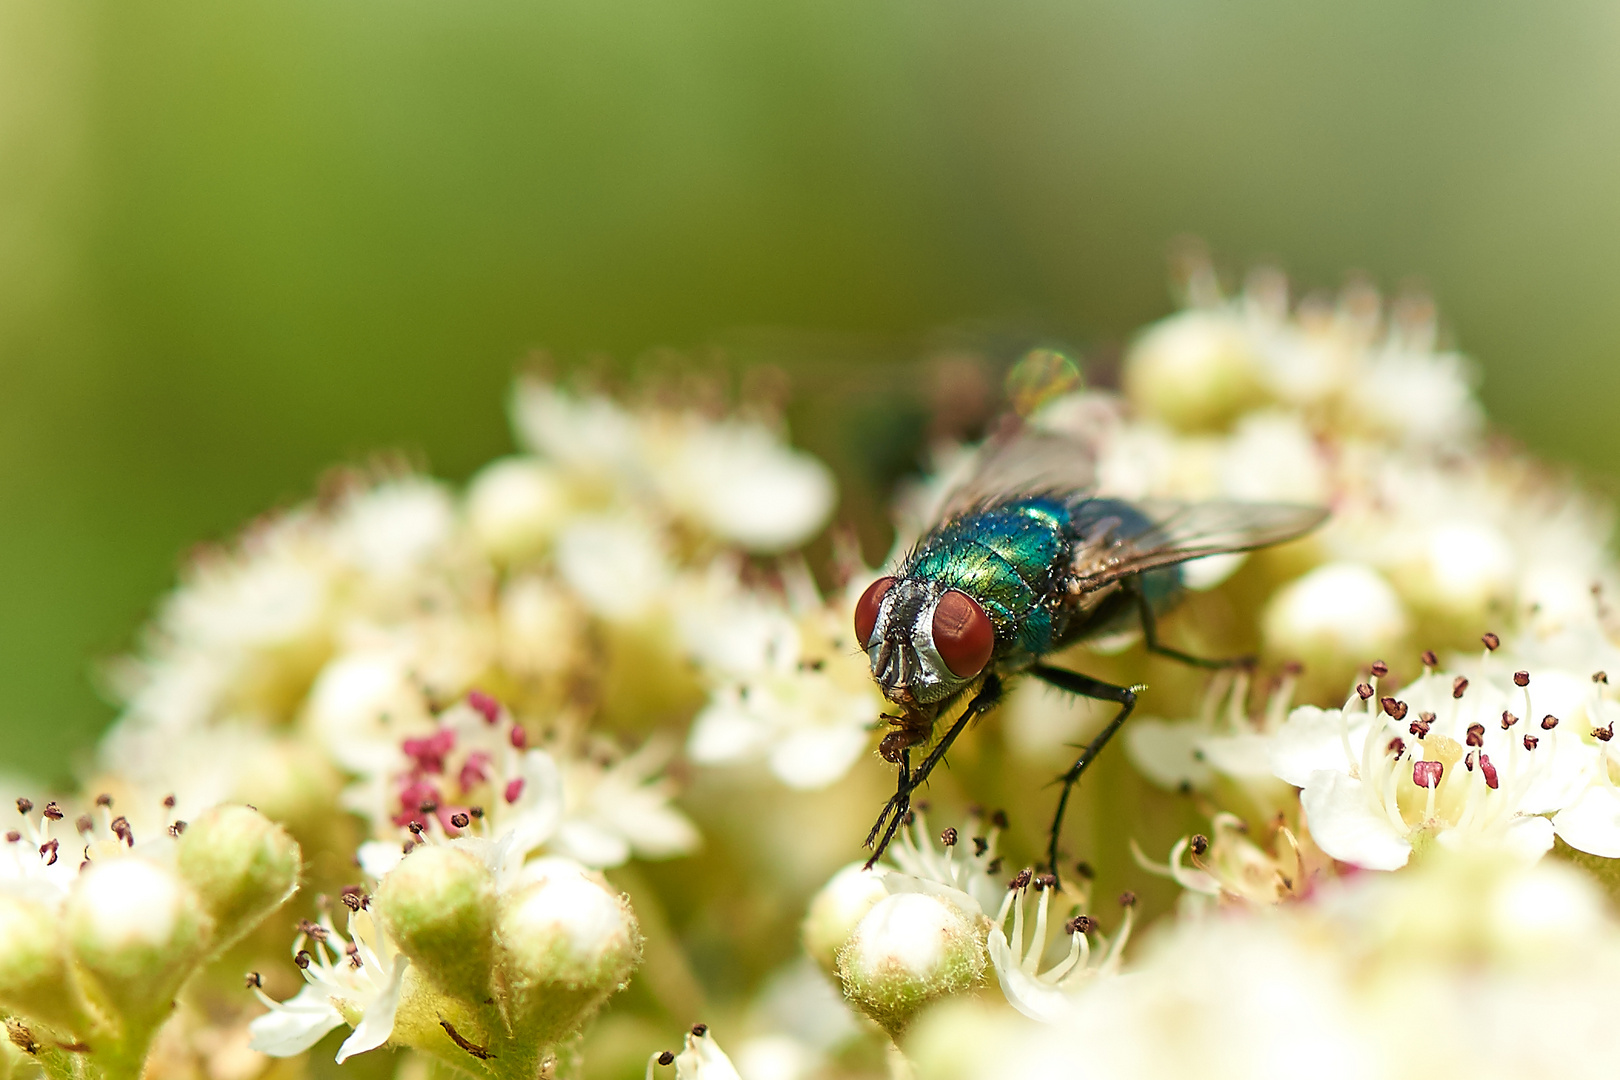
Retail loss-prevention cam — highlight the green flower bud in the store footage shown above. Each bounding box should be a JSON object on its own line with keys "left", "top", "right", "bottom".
{"left": 495, "top": 866, "right": 641, "bottom": 1042}
{"left": 67, "top": 857, "right": 211, "bottom": 1025}
{"left": 1123, "top": 310, "right": 1267, "bottom": 432}
{"left": 803, "top": 862, "right": 889, "bottom": 978}
{"left": 175, "top": 804, "right": 301, "bottom": 954}
{"left": 374, "top": 843, "right": 496, "bottom": 1006}
{"left": 836, "top": 891, "right": 985, "bottom": 1038}
{"left": 0, "top": 894, "right": 89, "bottom": 1036}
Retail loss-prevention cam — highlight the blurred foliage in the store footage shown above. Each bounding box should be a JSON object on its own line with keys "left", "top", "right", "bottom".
{"left": 3, "top": 0, "right": 1620, "bottom": 779}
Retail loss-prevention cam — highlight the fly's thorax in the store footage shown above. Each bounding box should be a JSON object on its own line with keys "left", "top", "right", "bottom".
{"left": 866, "top": 576, "right": 991, "bottom": 706}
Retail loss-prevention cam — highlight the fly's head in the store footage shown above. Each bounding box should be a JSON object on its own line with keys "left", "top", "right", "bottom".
{"left": 854, "top": 574, "right": 995, "bottom": 709}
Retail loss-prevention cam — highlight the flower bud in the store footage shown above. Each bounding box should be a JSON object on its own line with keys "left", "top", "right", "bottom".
{"left": 467, "top": 457, "right": 570, "bottom": 562}
{"left": 1263, "top": 561, "right": 1408, "bottom": 692}
{"left": 0, "top": 894, "right": 89, "bottom": 1035}
{"left": 374, "top": 843, "right": 496, "bottom": 1006}
{"left": 835, "top": 891, "right": 986, "bottom": 1037}
{"left": 1123, "top": 311, "right": 1267, "bottom": 432}
{"left": 67, "top": 857, "right": 210, "bottom": 1024}
{"left": 495, "top": 867, "right": 641, "bottom": 1042}
{"left": 803, "top": 862, "right": 889, "bottom": 977}
{"left": 175, "top": 804, "right": 301, "bottom": 953}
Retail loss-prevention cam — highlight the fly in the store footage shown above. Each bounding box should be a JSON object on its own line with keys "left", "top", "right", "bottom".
{"left": 854, "top": 427, "right": 1328, "bottom": 883}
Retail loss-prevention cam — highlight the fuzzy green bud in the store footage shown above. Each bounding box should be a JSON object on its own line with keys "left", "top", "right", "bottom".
{"left": 0, "top": 895, "right": 89, "bottom": 1036}
{"left": 67, "top": 857, "right": 211, "bottom": 1025}
{"left": 495, "top": 867, "right": 641, "bottom": 1042}
{"left": 803, "top": 862, "right": 890, "bottom": 977}
{"left": 175, "top": 804, "right": 301, "bottom": 954}
{"left": 374, "top": 843, "right": 496, "bottom": 1006}
{"left": 836, "top": 891, "right": 985, "bottom": 1038}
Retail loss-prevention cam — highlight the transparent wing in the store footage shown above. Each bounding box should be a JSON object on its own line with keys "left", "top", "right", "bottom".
{"left": 1070, "top": 500, "right": 1329, "bottom": 587}
{"left": 936, "top": 426, "right": 1100, "bottom": 522}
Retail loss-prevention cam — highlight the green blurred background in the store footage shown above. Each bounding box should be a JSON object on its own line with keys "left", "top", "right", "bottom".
{"left": 3, "top": 0, "right": 1620, "bottom": 780}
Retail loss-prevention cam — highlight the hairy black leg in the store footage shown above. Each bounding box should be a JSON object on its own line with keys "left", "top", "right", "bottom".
{"left": 1031, "top": 664, "right": 1138, "bottom": 884}
{"left": 863, "top": 676, "right": 1003, "bottom": 868}
{"left": 1134, "top": 582, "right": 1252, "bottom": 670}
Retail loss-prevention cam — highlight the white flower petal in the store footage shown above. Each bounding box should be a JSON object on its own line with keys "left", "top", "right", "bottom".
{"left": 1124, "top": 719, "right": 1214, "bottom": 790}
{"left": 988, "top": 929, "right": 1075, "bottom": 1023}
{"left": 334, "top": 956, "right": 409, "bottom": 1063}
{"left": 1195, "top": 732, "right": 1281, "bottom": 780}
{"left": 356, "top": 840, "right": 406, "bottom": 880}
{"left": 1300, "top": 770, "right": 1411, "bottom": 871}
{"left": 687, "top": 697, "right": 770, "bottom": 764}
{"left": 554, "top": 819, "right": 632, "bottom": 868}
{"left": 1553, "top": 785, "right": 1620, "bottom": 858}
{"left": 247, "top": 986, "right": 347, "bottom": 1057}
{"left": 767, "top": 725, "right": 870, "bottom": 790}
{"left": 1271, "top": 706, "right": 1366, "bottom": 789}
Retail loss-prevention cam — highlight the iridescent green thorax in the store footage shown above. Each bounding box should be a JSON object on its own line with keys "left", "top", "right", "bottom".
{"left": 903, "top": 496, "right": 1071, "bottom": 656}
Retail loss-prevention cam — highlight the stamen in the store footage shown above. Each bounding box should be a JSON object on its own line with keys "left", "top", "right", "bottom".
{"left": 1413, "top": 761, "right": 1443, "bottom": 788}
{"left": 1453, "top": 676, "right": 1469, "bottom": 699}
{"left": 1502, "top": 711, "right": 1519, "bottom": 730}
{"left": 1466, "top": 724, "right": 1485, "bottom": 747}
{"left": 1542, "top": 715, "right": 1560, "bottom": 730}
{"left": 1421, "top": 650, "right": 1438, "bottom": 668}
{"left": 1514, "top": 671, "right": 1530, "bottom": 687}
{"left": 1482, "top": 632, "right": 1500, "bottom": 651}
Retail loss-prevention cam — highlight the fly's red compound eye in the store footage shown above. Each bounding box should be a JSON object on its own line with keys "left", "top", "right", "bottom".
{"left": 932, "top": 590, "right": 994, "bottom": 678}
{"left": 854, "top": 576, "right": 896, "bottom": 646}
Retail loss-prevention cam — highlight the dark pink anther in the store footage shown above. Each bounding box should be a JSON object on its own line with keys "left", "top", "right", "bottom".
{"left": 504, "top": 778, "right": 525, "bottom": 804}
{"left": 402, "top": 728, "right": 456, "bottom": 775}
{"left": 509, "top": 725, "right": 528, "bottom": 750}
{"left": 458, "top": 751, "right": 493, "bottom": 794}
{"left": 1412, "top": 760, "right": 1443, "bottom": 788}
{"left": 1479, "top": 753, "right": 1499, "bottom": 789}
{"left": 392, "top": 780, "right": 443, "bottom": 828}
{"left": 468, "top": 690, "right": 501, "bottom": 725}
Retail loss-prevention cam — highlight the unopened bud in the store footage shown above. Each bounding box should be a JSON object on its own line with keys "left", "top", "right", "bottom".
{"left": 1122, "top": 311, "right": 1266, "bottom": 432}
{"left": 175, "top": 805, "right": 301, "bottom": 954}
{"left": 67, "top": 858, "right": 210, "bottom": 1025}
{"left": 0, "top": 894, "right": 89, "bottom": 1035}
{"left": 802, "top": 863, "right": 890, "bottom": 977}
{"left": 495, "top": 867, "right": 642, "bottom": 1043}
{"left": 374, "top": 843, "right": 497, "bottom": 1006}
{"left": 835, "top": 891, "right": 985, "bottom": 1037}
{"left": 466, "top": 457, "right": 570, "bottom": 562}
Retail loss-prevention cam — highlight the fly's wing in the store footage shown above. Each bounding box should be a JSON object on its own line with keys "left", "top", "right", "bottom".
{"left": 1070, "top": 500, "right": 1329, "bottom": 588}
{"left": 936, "top": 426, "right": 1101, "bottom": 523}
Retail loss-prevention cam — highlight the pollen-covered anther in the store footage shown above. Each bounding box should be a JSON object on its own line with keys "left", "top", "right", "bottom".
{"left": 1453, "top": 676, "right": 1469, "bottom": 699}
{"left": 1034, "top": 873, "right": 1057, "bottom": 891}
{"left": 691, "top": 1023, "right": 709, "bottom": 1037}
{"left": 1410, "top": 713, "right": 1434, "bottom": 738}
{"left": 110, "top": 816, "right": 133, "bottom": 846}
{"left": 1524, "top": 734, "right": 1540, "bottom": 751}
{"left": 972, "top": 836, "right": 989, "bottom": 856}
{"left": 1371, "top": 660, "right": 1389, "bottom": 678}
{"left": 1009, "top": 868, "right": 1033, "bottom": 891}
{"left": 167, "top": 820, "right": 186, "bottom": 838}
{"left": 1066, "top": 915, "right": 1095, "bottom": 935}
{"left": 1388, "top": 737, "right": 1406, "bottom": 758}
{"left": 346, "top": 940, "right": 362, "bottom": 969}
{"left": 1502, "top": 710, "right": 1519, "bottom": 730}
{"left": 76, "top": 815, "right": 92, "bottom": 835}
{"left": 468, "top": 806, "right": 484, "bottom": 819}
{"left": 297, "top": 919, "right": 329, "bottom": 942}
{"left": 407, "top": 822, "right": 424, "bottom": 837}
{"left": 1381, "top": 697, "right": 1408, "bottom": 721}
{"left": 1514, "top": 671, "right": 1530, "bottom": 687}
{"left": 14, "top": 798, "right": 31, "bottom": 816}
{"left": 450, "top": 812, "right": 470, "bottom": 830}
{"left": 939, "top": 827, "right": 958, "bottom": 848}
{"left": 1466, "top": 723, "right": 1485, "bottom": 747}
{"left": 294, "top": 950, "right": 311, "bottom": 970}
{"left": 1189, "top": 833, "right": 1209, "bottom": 856}
{"left": 1119, "top": 891, "right": 1137, "bottom": 908}
{"left": 1542, "top": 715, "right": 1560, "bottom": 730}
{"left": 245, "top": 971, "right": 262, "bottom": 989}
{"left": 1482, "top": 632, "right": 1500, "bottom": 651}
{"left": 38, "top": 839, "right": 58, "bottom": 865}
{"left": 1412, "top": 760, "right": 1443, "bottom": 788}
{"left": 42, "top": 803, "right": 62, "bottom": 821}
{"left": 1594, "top": 724, "right": 1614, "bottom": 742}
{"left": 658, "top": 1051, "right": 675, "bottom": 1066}
{"left": 1421, "top": 650, "right": 1438, "bottom": 668}
{"left": 94, "top": 794, "right": 111, "bottom": 809}
{"left": 1594, "top": 671, "right": 1610, "bottom": 684}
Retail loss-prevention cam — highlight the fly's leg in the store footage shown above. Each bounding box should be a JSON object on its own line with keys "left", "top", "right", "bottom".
{"left": 1031, "top": 664, "right": 1138, "bottom": 884}
{"left": 863, "top": 675, "right": 1003, "bottom": 868}
{"left": 1134, "top": 583, "right": 1253, "bottom": 670}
